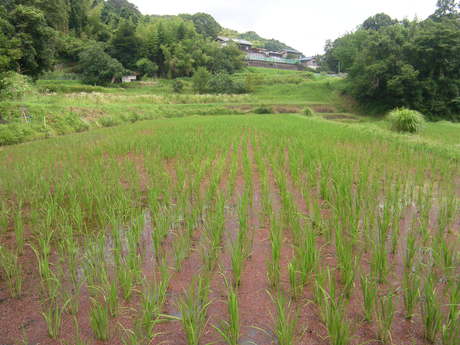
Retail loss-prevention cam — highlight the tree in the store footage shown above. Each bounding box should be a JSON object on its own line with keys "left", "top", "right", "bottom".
{"left": 192, "top": 13, "right": 221, "bottom": 38}
{"left": 36, "top": 0, "right": 70, "bottom": 32}
{"left": 69, "top": 0, "right": 89, "bottom": 36}
{"left": 433, "top": 0, "right": 460, "bottom": 18}
{"left": 79, "top": 44, "right": 126, "bottom": 85}
{"left": 108, "top": 21, "right": 141, "bottom": 69}
{"left": 0, "top": 11, "right": 22, "bottom": 73}
{"left": 9, "top": 5, "right": 56, "bottom": 78}
{"left": 362, "top": 13, "right": 397, "bottom": 31}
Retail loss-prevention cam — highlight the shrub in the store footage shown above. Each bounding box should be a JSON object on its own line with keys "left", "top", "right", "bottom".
{"left": 254, "top": 106, "right": 273, "bottom": 114}
{"left": 303, "top": 107, "right": 315, "bottom": 117}
{"left": 387, "top": 108, "right": 425, "bottom": 133}
{"left": 79, "top": 45, "right": 126, "bottom": 86}
{"left": 173, "top": 80, "right": 184, "bottom": 93}
{"left": 0, "top": 72, "right": 35, "bottom": 101}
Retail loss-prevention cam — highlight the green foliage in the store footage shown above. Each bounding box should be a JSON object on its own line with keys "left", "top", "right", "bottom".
{"left": 172, "top": 79, "right": 184, "bottom": 93}
{"left": 303, "top": 107, "right": 315, "bottom": 117}
{"left": 387, "top": 108, "right": 425, "bottom": 133}
{"left": 0, "top": 72, "right": 35, "bottom": 100}
{"left": 136, "top": 58, "right": 158, "bottom": 78}
{"left": 326, "top": 15, "right": 460, "bottom": 119}
{"left": 8, "top": 5, "right": 56, "bottom": 78}
{"left": 79, "top": 45, "right": 126, "bottom": 85}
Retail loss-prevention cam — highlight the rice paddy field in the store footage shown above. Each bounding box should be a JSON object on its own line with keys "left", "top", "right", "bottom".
{"left": 0, "top": 68, "right": 460, "bottom": 345}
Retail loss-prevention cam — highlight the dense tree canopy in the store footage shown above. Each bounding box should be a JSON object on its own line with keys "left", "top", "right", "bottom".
{"left": 323, "top": 5, "right": 460, "bottom": 119}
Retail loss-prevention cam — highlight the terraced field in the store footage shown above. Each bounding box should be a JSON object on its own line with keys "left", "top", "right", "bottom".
{"left": 1, "top": 114, "right": 459, "bottom": 345}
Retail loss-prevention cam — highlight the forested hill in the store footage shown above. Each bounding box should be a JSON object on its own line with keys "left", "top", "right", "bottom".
{"left": 220, "top": 29, "right": 296, "bottom": 52}
{"left": 0, "top": 0, "right": 298, "bottom": 81}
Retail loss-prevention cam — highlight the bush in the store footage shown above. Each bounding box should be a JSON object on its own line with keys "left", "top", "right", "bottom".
{"left": 303, "top": 107, "right": 315, "bottom": 117}
{"left": 172, "top": 80, "right": 184, "bottom": 93}
{"left": 0, "top": 123, "right": 33, "bottom": 145}
{"left": 192, "top": 67, "right": 211, "bottom": 94}
{"left": 387, "top": 108, "right": 425, "bottom": 133}
{"left": 254, "top": 106, "right": 273, "bottom": 114}
{"left": 0, "top": 72, "right": 35, "bottom": 101}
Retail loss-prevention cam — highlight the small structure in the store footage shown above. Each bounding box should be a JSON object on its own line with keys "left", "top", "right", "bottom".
{"left": 122, "top": 75, "right": 137, "bottom": 83}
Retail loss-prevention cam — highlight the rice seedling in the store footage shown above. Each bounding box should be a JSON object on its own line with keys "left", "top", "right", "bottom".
{"left": 169, "top": 274, "right": 211, "bottom": 345}
{"left": 138, "top": 273, "right": 170, "bottom": 338}
{"left": 270, "top": 292, "right": 298, "bottom": 345}
{"left": 288, "top": 262, "right": 302, "bottom": 299}
{"left": 106, "top": 279, "right": 119, "bottom": 318}
{"left": 117, "top": 258, "right": 138, "bottom": 301}
{"left": 421, "top": 275, "right": 442, "bottom": 343}
{"left": 295, "top": 225, "right": 319, "bottom": 286}
{"left": 214, "top": 276, "right": 240, "bottom": 345}
{"left": 172, "top": 230, "right": 191, "bottom": 272}
{"left": 0, "top": 246, "right": 23, "bottom": 298}
{"left": 402, "top": 271, "right": 419, "bottom": 319}
{"left": 319, "top": 288, "right": 350, "bottom": 345}
{"left": 360, "top": 273, "right": 376, "bottom": 322}
{"left": 371, "top": 238, "right": 388, "bottom": 284}
{"left": 14, "top": 209, "right": 24, "bottom": 255}
{"left": 89, "top": 297, "right": 110, "bottom": 341}
{"left": 40, "top": 275, "right": 68, "bottom": 340}
{"left": 231, "top": 238, "right": 244, "bottom": 287}
{"left": 0, "top": 201, "right": 9, "bottom": 234}
{"left": 374, "top": 292, "right": 395, "bottom": 344}
{"left": 268, "top": 217, "right": 281, "bottom": 288}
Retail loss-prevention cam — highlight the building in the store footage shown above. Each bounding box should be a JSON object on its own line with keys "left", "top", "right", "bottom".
{"left": 217, "top": 36, "right": 252, "bottom": 51}
{"left": 300, "top": 57, "right": 319, "bottom": 70}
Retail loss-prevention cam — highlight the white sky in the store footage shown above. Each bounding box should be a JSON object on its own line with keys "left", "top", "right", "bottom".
{"left": 130, "top": 0, "right": 437, "bottom": 56}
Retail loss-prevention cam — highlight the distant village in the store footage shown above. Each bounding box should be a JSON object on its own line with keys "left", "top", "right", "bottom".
{"left": 217, "top": 36, "right": 319, "bottom": 71}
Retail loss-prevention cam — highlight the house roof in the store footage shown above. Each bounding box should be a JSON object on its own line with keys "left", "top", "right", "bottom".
{"left": 217, "top": 36, "right": 252, "bottom": 46}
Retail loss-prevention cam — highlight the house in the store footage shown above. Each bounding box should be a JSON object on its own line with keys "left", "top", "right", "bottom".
{"left": 122, "top": 75, "right": 137, "bottom": 83}
{"left": 300, "top": 57, "right": 319, "bottom": 70}
{"left": 217, "top": 36, "right": 253, "bottom": 51}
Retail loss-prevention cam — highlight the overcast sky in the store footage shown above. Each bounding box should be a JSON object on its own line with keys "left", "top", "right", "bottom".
{"left": 130, "top": 0, "right": 437, "bottom": 56}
